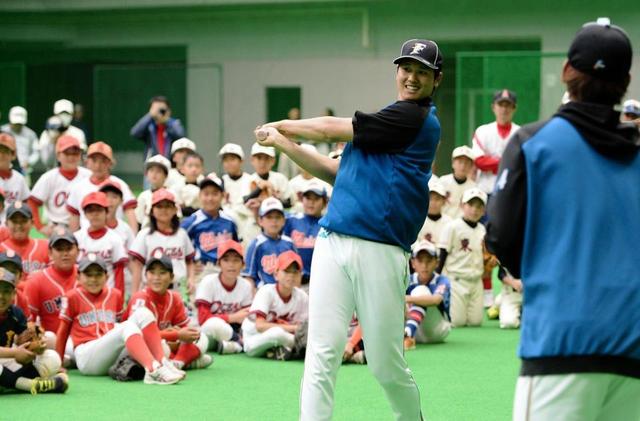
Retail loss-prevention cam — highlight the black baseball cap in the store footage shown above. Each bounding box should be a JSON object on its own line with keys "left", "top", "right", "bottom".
{"left": 145, "top": 250, "right": 173, "bottom": 272}
{"left": 49, "top": 226, "right": 78, "bottom": 248}
{"left": 393, "top": 39, "right": 443, "bottom": 72}
{"left": 78, "top": 253, "right": 108, "bottom": 273}
{"left": 0, "top": 250, "right": 22, "bottom": 270}
{"left": 199, "top": 172, "right": 224, "bottom": 191}
{"left": 0, "top": 268, "right": 17, "bottom": 288}
{"left": 493, "top": 89, "right": 517, "bottom": 105}
{"left": 568, "top": 18, "right": 632, "bottom": 81}
{"left": 6, "top": 201, "right": 32, "bottom": 220}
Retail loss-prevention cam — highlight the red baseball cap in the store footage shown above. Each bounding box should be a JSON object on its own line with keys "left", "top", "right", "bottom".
{"left": 81, "top": 191, "right": 108, "bottom": 209}
{"left": 56, "top": 135, "right": 81, "bottom": 153}
{"left": 276, "top": 250, "right": 303, "bottom": 272}
{"left": 87, "top": 141, "right": 113, "bottom": 161}
{"left": 0, "top": 133, "right": 16, "bottom": 152}
{"left": 217, "top": 240, "right": 244, "bottom": 261}
{"left": 151, "top": 188, "right": 176, "bottom": 206}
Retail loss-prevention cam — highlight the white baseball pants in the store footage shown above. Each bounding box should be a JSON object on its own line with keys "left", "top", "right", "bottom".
{"left": 244, "top": 327, "right": 294, "bottom": 357}
{"left": 74, "top": 307, "right": 156, "bottom": 375}
{"left": 450, "top": 276, "right": 483, "bottom": 327}
{"left": 410, "top": 285, "right": 451, "bottom": 344}
{"left": 300, "top": 231, "right": 422, "bottom": 421}
{"left": 201, "top": 317, "right": 234, "bottom": 350}
{"left": 513, "top": 373, "right": 640, "bottom": 421}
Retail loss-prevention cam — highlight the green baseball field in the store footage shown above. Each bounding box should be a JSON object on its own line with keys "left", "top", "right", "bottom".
{"left": 2, "top": 318, "right": 521, "bottom": 421}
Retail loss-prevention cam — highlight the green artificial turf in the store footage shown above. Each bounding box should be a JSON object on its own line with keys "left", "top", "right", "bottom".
{"left": 2, "top": 320, "right": 521, "bottom": 421}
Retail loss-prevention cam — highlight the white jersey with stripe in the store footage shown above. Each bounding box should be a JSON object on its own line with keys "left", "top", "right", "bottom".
{"left": 74, "top": 228, "right": 128, "bottom": 289}
{"left": 241, "top": 284, "right": 308, "bottom": 336}
{"left": 195, "top": 274, "right": 254, "bottom": 315}
{"left": 30, "top": 167, "right": 91, "bottom": 225}
{"left": 471, "top": 121, "right": 520, "bottom": 193}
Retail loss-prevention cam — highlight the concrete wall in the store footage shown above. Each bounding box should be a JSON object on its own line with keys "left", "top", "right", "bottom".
{"left": 1, "top": 0, "right": 639, "bottom": 177}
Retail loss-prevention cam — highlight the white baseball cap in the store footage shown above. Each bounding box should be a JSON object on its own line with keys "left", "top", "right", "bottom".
{"left": 303, "top": 180, "right": 328, "bottom": 197}
{"left": 8, "top": 106, "right": 27, "bottom": 125}
{"left": 412, "top": 240, "right": 439, "bottom": 258}
{"left": 251, "top": 142, "right": 276, "bottom": 158}
{"left": 452, "top": 145, "right": 474, "bottom": 160}
{"left": 144, "top": 154, "right": 171, "bottom": 175}
{"left": 259, "top": 197, "right": 284, "bottom": 217}
{"left": 218, "top": 143, "right": 245, "bottom": 159}
{"left": 53, "top": 99, "right": 73, "bottom": 115}
{"left": 428, "top": 180, "right": 447, "bottom": 197}
{"left": 622, "top": 99, "right": 640, "bottom": 117}
{"left": 171, "top": 137, "right": 196, "bottom": 154}
{"left": 462, "top": 187, "right": 487, "bottom": 205}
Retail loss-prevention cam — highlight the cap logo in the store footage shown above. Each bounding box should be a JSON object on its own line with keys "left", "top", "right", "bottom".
{"left": 56, "top": 226, "right": 66, "bottom": 236}
{"left": 14, "top": 201, "right": 22, "bottom": 209}
{"left": 593, "top": 59, "right": 606, "bottom": 70}
{"left": 152, "top": 250, "right": 164, "bottom": 259}
{"left": 88, "top": 253, "right": 97, "bottom": 262}
{"left": 410, "top": 43, "right": 427, "bottom": 55}
{"left": 6, "top": 249, "right": 15, "bottom": 258}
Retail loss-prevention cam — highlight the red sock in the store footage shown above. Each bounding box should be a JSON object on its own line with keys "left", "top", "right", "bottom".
{"left": 173, "top": 343, "right": 201, "bottom": 366}
{"left": 125, "top": 334, "right": 155, "bottom": 371}
{"left": 141, "top": 323, "right": 165, "bottom": 361}
{"left": 409, "top": 309, "right": 425, "bottom": 324}
{"left": 482, "top": 276, "right": 492, "bottom": 291}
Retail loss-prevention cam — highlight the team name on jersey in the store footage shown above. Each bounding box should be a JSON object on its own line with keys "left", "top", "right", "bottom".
{"left": 198, "top": 231, "right": 233, "bottom": 252}
{"left": 260, "top": 254, "right": 278, "bottom": 275}
{"left": 266, "top": 311, "right": 296, "bottom": 323}
{"left": 43, "top": 295, "right": 63, "bottom": 314}
{"left": 78, "top": 309, "right": 117, "bottom": 327}
{"left": 290, "top": 230, "right": 316, "bottom": 248}
{"left": 23, "top": 261, "right": 47, "bottom": 274}
{"left": 150, "top": 246, "right": 184, "bottom": 260}
{"left": 79, "top": 248, "right": 113, "bottom": 261}
{"left": 460, "top": 238, "right": 472, "bottom": 252}
{"left": 4, "top": 191, "right": 19, "bottom": 202}
{"left": 54, "top": 191, "right": 69, "bottom": 207}
{"left": 209, "top": 301, "right": 243, "bottom": 315}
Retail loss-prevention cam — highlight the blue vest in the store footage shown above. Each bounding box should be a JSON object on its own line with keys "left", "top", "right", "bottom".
{"left": 320, "top": 106, "right": 440, "bottom": 252}
{"left": 519, "top": 117, "right": 640, "bottom": 360}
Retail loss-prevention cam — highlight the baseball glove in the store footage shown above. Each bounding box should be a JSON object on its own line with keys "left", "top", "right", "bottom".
{"left": 284, "top": 320, "right": 308, "bottom": 361}
{"left": 108, "top": 354, "right": 145, "bottom": 382}
{"left": 14, "top": 324, "right": 45, "bottom": 354}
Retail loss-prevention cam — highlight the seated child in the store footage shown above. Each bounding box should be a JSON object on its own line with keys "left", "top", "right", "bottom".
{"left": 196, "top": 240, "right": 253, "bottom": 354}
{"left": 244, "top": 197, "right": 296, "bottom": 288}
{"left": 404, "top": 240, "right": 451, "bottom": 350}
{"left": 124, "top": 251, "right": 212, "bottom": 370}
{"left": 0, "top": 269, "right": 68, "bottom": 394}
{"left": 241, "top": 251, "right": 308, "bottom": 357}
{"left": 56, "top": 253, "right": 184, "bottom": 384}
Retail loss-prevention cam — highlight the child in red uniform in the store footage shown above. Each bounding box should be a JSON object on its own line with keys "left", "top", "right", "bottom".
{"left": 0, "top": 201, "right": 49, "bottom": 275}
{"left": 124, "top": 251, "right": 212, "bottom": 370}
{"left": 25, "top": 228, "right": 79, "bottom": 358}
{"left": 56, "top": 253, "right": 183, "bottom": 384}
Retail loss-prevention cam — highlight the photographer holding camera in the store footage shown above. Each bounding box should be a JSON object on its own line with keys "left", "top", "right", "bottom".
{"left": 131, "top": 96, "right": 186, "bottom": 164}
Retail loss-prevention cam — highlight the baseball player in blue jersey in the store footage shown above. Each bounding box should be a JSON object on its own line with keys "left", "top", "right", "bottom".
{"left": 243, "top": 197, "right": 297, "bottom": 288}
{"left": 256, "top": 38, "right": 442, "bottom": 421}
{"left": 486, "top": 19, "right": 640, "bottom": 420}
{"left": 283, "top": 181, "right": 327, "bottom": 288}
{"left": 180, "top": 173, "right": 239, "bottom": 277}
